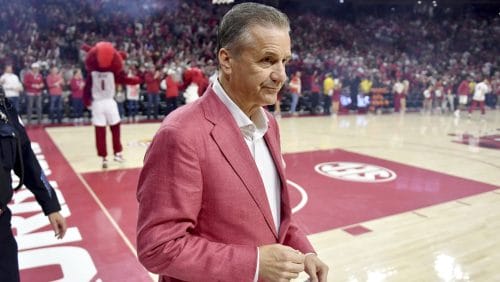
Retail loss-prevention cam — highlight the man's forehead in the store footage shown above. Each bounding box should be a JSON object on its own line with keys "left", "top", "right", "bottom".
{"left": 248, "top": 24, "right": 290, "bottom": 40}
{"left": 247, "top": 25, "right": 291, "bottom": 55}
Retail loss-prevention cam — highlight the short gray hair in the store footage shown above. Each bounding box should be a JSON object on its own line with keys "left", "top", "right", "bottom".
{"left": 216, "top": 2, "right": 290, "bottom": 55}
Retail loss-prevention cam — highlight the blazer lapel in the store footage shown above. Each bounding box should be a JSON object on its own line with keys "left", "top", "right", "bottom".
{"left": 263, "top": 121, "right": 292, "bottom": 241}
{"left": 203, "top": 89, "right": 279, "bottom": 239}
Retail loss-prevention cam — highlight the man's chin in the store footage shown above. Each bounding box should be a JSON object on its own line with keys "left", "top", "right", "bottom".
{"left": 261, "top": 92, "right": 278, "bottom": 106}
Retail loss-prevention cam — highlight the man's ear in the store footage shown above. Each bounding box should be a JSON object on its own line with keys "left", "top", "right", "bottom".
{"left": 218, "top": 48, "right": 232, "bottom": 75}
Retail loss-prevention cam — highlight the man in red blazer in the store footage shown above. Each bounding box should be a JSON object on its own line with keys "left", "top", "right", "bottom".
{"left": 137, "top": 3, "right": 328, "bottom": 282}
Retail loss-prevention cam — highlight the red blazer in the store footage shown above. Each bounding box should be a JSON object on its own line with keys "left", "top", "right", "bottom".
{"left": 137, "top": 86, "right": 314, "bottom": 282}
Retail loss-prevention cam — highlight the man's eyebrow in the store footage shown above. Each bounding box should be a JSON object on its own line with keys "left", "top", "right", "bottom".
{"left": 261, "top": 51, "right": 278, "bottom": 57}
{"left": 260, "top": 51, "right": 292, "bottom": 60}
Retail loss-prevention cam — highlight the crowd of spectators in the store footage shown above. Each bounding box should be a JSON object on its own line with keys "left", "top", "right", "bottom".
{"left": 0, "top": 0, "right": 498, "bottom": 122}
{"left": 285, "top": 3, "right": 499, "bottom": 113}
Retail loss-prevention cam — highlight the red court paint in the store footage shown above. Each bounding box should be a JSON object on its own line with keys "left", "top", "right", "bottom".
{"left": 450, "top": 133, "right": 500, "bottom": 150}
{"left": 342, "top": 225, "right": 372, "bottom": 236}
{"left": 83, "top": 148, "right": 499, "bottom": 242}
{"left": 11, "top": 128, "right": 150, "bottom": 281}
{"left": 284, "top": 149, "right": 499, "bottom": 234}
{"left": 82, "top": 168, "right": 141, "bottom": 249}
{"left": 25, "top": 131, "right": 499, "bottom": 281}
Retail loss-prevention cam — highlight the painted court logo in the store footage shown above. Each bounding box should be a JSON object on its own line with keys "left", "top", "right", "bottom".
{"left": 315, "top": 162, "right": 397, "bottom": 183}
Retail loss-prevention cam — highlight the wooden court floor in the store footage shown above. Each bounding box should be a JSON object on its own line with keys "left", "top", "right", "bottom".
{"left": 24, "top": 109, "right": 500, "bottom": 281}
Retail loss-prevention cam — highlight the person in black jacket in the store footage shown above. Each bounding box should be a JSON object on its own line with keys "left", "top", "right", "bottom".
{"left": 0, "top": 86, "right": 67, "bottom": 282}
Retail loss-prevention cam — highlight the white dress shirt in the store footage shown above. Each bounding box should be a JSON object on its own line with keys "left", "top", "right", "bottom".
{"left": 212, "top": 79, "right": 281, "bottom": 281}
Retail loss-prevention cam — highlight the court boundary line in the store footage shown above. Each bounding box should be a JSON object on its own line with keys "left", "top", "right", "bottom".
{"left": 40, "top": 127, "right": 138, "bottom": 256}
{"left": 75, "top": 172, "right": 157, "bottom": 281}
{"left": 303, "top": 188, "right": 500, "bottom": 240}
{"left": 287, "top": 180, "right": 308, "bottom": 214}
{"left": 456, "top": 200, "right": 471, "bottom": 206}
{"left": 27, "top": 127, "right": 156, "bottom": 281}
{"left": 412, "top": 211, "right": 429, "bottom": 218}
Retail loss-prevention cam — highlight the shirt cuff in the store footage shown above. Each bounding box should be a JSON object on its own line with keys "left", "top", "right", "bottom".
{"left": 254, "top": 247, "right": 259, "bottom": 282}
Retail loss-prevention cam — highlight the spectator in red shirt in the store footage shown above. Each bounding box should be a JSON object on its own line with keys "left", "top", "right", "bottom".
{"left": 70, "top": 69, "right": 85, "bottom": 124}
{"left": 144, "top": 64, "right": 162, "bottom": 120}
{"left": 163, "top": 69, "right": 179, "bottom": 116}
{"left": 24, "top": 63, "right": 45, "bottom": 125}
{"left": 46, "top": 66, "right": 64, "bottom": 124}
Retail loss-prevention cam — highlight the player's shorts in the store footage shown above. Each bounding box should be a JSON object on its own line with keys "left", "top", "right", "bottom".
{"left": 459, "top": 95, "right": 468, "bottom": 105}
{"left": 91, "top": 99, "right": 120, "bottom": 126}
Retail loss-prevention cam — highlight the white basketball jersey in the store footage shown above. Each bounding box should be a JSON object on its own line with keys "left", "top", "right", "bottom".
{"left": 91, "top": 71, "right": 116, "bottom": 100}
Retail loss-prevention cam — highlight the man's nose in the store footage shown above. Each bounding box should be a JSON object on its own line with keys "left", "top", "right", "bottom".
{"left": 270, "top": 62, "right": 287, "bottom": 85}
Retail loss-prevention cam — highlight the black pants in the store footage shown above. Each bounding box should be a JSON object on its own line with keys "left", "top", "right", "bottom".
{"left": 166, "top": 97, "right": 178, "bottom": 116}
{"left": 311, "top": 92, "right": 320, "bottom": 114}
{"left": 0, "top": 208, "right": 20, "bottom": 282}
{"left": 323, "top": 95, "right": 332, "bottom": 115}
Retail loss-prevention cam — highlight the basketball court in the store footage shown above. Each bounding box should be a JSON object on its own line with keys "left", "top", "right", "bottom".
{"left": 9, "top": 110, "right": 500, "bottom": 281}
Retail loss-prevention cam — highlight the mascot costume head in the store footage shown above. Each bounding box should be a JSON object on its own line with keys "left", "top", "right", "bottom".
{"left": 180, "top": 64, "right": 208, "bottom": 104}
{"left": 82, "top": 41, "right": 140, "bottom": 106}
{"left": 81, "top": 41, "right": 140, "bottom": 168}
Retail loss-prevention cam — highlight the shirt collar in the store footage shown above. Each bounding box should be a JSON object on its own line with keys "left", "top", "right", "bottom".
{"left": 212, "top": 78, "right": 268, "bottom": 140}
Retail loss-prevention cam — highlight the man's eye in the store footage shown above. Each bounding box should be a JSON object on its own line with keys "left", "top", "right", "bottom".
{"left": 262, "top": 57, "right": 274, "bottom": 64}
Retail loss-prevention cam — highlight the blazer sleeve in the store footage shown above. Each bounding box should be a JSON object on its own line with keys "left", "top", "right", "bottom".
{"left": 136, "top": 125, "right": 257, "bottom": 282}
{"left": 283, "top": 221, "right": 315, "bottom": 254}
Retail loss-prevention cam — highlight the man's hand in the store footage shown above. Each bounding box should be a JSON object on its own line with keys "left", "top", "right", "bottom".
{"left": 258, "top": 244, "right": 305, "bottom": 282}
{"left": 48, "top": 212, "right": 67, "bottom": 239}
{"left": 304, "top": 254, "right": 329, "bottom": 282}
